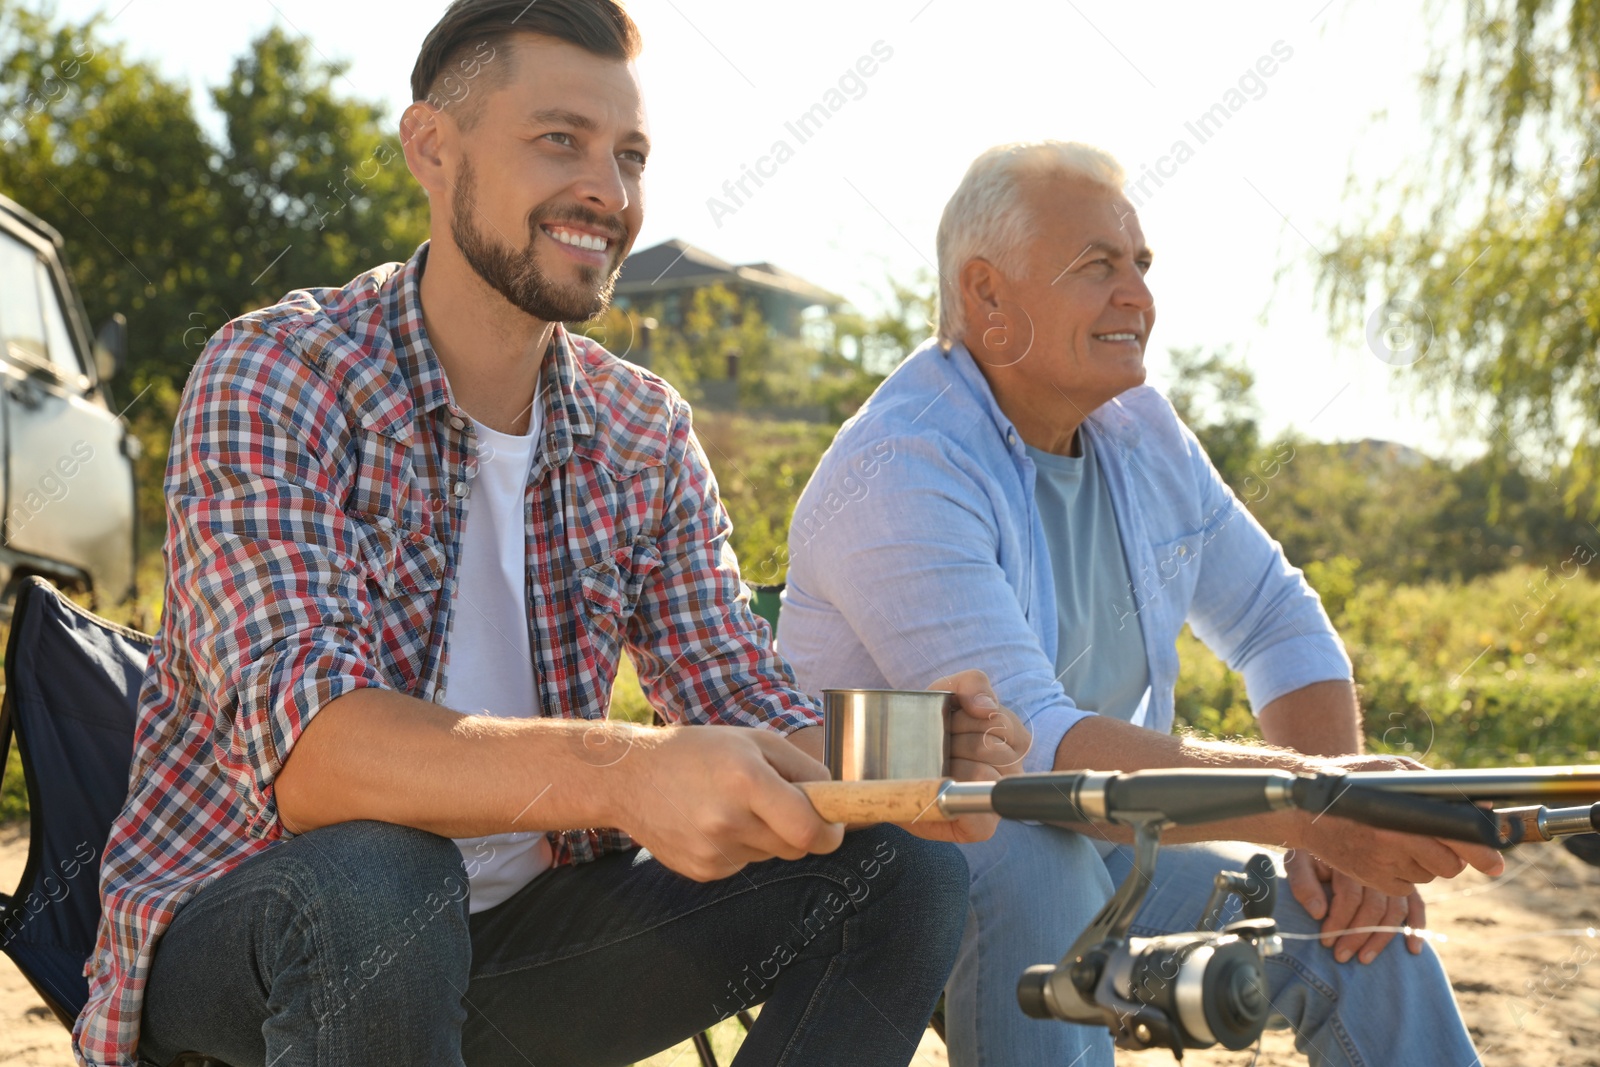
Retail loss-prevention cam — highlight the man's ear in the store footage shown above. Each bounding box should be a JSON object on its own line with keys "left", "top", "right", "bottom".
{"left": 400, "top": 101, "right": 450, "bottom": 199}
{"left": 959, "top": 258, "right": 1003, "bottom": 349}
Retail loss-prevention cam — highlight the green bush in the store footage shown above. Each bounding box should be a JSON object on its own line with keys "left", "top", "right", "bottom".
{"left": 2, "top": 741, "right": 25, "bottom": 824}
{"left": 1173, "top": 627, "right": 1260, "bottom": 744}
{"left": 1340, "top": 565, "right": 1600, "bottom": 767}
{"left": 1174, "top": 563, "right": 1600, "bottom": 768}
{"left": 1, "top": 633, "right": 21, "bottom": 824}
{"left": 691, "top": 413, "right": 839, "bottom": 586}
{"left": 609, "top": 655, "right": 654, "bottom": 725}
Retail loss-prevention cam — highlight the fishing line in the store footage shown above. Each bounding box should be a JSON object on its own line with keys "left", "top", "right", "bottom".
{"left": 1375, "top": 832, "right": 1597, "bottom": 904}
{"left": 1420, "top": 848, "right": 1556, "bottom": 901}
{"left": 1275, "top": 925, "right": 1599, "bottom": 945}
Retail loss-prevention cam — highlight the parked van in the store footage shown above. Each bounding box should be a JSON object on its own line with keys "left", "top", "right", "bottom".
{"left": 0, "top": 193, "right": 136, "bottom": 610}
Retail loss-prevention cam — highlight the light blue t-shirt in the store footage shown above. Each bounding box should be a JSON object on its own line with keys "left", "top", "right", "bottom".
{"left": 1025, "top": 434, "right": 1151, "bottom": 727}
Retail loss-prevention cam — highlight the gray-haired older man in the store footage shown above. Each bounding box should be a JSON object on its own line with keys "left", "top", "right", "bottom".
{"left": 777, "top": 142, "right": 1503, "bottom": 1066}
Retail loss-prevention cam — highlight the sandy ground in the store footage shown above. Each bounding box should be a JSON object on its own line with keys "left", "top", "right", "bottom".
{"left": 4, "top": 821, "right": 1595, "bottom": 1067}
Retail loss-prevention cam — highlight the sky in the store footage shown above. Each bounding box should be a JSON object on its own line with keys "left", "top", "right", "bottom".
{"left": 50, "top": 0, "right": 1474, "bottom": 455}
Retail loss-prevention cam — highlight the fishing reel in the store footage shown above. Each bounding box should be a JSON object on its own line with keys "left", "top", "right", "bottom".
{"left": 806, "top": 764, "right": 1541, "bottom": 1056}
{"left": 988, "top": 766, "right": 1527, "bottom": 1059}
{"left": 1017, "top": 818, "right": 1283, "bottom": 1058}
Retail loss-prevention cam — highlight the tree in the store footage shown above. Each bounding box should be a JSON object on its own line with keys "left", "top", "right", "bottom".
{"left": 2, "top": 3, "right": 429, "bottom": 547}
{"left": 1, "top": 7, "right": 428, "bottom": 386}
{"left": 1154, "top": 344, "right": 1594, "bottom": 586}
{"left": 1316, "top": 0, "right": 1600, "bottom": 513}
{"left": 1164, "top": 345, "right": 1262, "bottom": 489}
{"left": 0, "top": 0, "right": 227, "bottom": 390}
{"left": 830, "top": 270, "right": 938, "bottom": 375}
{"left": 207, "top": 25, "right": 428, "bottom": 348}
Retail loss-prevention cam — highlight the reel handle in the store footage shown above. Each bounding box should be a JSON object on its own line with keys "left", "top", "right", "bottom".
{"left": 1241, "top": 853, "right": 1277, "bottom": 920}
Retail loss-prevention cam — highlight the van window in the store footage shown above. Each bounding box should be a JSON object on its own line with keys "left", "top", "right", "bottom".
{"left": 36, "top": 259, "right": 86, "bottom": 377}
{"left": 0, "top": 232, "right": 49, "bottom": 367}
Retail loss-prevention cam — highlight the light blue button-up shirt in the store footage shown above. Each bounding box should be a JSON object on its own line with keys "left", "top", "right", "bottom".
{"left": 777, "top": 338, "right": 1352, "bottom": 774}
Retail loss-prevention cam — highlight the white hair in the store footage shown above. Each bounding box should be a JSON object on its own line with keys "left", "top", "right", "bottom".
{"left": 935, "top": 141, "right": 1126, "bottom": 345}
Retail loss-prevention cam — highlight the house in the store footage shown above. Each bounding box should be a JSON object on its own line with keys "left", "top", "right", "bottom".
{"left": 611, "top": 239, "right": 842, "bottom": 337}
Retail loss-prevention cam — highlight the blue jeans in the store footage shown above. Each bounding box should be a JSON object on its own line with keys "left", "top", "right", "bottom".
{"left": 943, "top": 820, "right": 1481, "bottom": 1067}
{"left": 136, "top": 819, "right": 969, "bottom": 1067}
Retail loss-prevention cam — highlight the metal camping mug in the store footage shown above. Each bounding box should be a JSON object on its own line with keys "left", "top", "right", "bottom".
{"left": 823, "top": 688, "right": 954, "bottom": 781}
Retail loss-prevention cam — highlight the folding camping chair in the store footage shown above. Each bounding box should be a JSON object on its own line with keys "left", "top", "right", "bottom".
{"left": 0, "top": 576, "right": 226, "bottom": 1067}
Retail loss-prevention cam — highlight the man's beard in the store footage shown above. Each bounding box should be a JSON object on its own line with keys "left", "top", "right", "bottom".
{"left": 449, "top": 157, "right": 624, "bottom": 323}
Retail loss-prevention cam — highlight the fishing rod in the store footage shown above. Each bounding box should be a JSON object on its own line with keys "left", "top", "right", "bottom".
{"left": 1342, "top": 766, "right": 1600, "bottom": 803}
{"left": 799, "top": 765, "right": 1595, "bottom": 1060}
{"left": 798, "top": 766, "right": 1552, "bottom": 846}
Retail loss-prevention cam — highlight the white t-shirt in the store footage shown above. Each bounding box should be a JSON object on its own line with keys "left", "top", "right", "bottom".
{"left": 445, "top": 410, "right": 553, "bottom": 913}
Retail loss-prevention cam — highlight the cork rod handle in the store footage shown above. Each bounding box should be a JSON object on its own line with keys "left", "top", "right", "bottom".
{"left": 1498, "top": 805, "right": 1550, "bottom": 841}
{"left": 798, "top": 779, "right": 954, "bottom": 823}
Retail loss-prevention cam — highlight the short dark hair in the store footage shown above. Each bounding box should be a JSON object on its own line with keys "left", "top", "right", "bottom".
{"left": 411, "top": 0, "right": 641, "bottom": 127}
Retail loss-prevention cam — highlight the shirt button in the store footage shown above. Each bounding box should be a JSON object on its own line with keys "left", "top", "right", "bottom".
{"left": 1007, "top": 431, "right": 1017, "bottom": 445}
{"left": 453, "top": 480, "right": 470, "bottom": 498}
{"left": 435, "top": 687, "right": 448, "bottom": 703}
{"left": 451, "top": 416, "right": 466, "bottom": 431}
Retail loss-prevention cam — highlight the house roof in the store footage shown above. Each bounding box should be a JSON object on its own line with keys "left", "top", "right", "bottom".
{"left": 614, "top": 239, "right": 842, "bottom": 308}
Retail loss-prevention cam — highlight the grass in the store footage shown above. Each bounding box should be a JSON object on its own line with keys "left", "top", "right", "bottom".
{"left": 631, "top": 1013, "right": 753, "bottom": 1067}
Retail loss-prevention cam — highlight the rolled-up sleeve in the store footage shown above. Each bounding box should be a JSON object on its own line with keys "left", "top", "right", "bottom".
{"left": 1181, "top": 431, "right": 1352, "bottom": 712}
{"left": 788, "top": 434, "right": 1092, "bottom": 774}
{"left": 167, "top": 322, "right": 390, "bottom": 839}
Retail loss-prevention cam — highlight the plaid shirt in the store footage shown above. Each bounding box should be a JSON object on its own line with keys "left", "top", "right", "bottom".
{"left": 73, "top": 242, "right": 821, "bottom": 1066}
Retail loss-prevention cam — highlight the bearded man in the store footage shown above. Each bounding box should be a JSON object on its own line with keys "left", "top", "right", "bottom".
{"left": 72, "top": 5, "right": 1029, "bottom": 1065}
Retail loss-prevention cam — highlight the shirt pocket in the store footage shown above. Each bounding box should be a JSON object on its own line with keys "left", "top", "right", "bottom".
{"left": 577, "top": 536, "right": 664, "bottom": 670}
{"left": 346, "top": 512, "right": 446, "bottom": 690}
{"left": 391, "top": 528, "right": 447, "bottom": 594}
{"left": 1140, "top": 529, "right": 1203, "bottom": 622}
